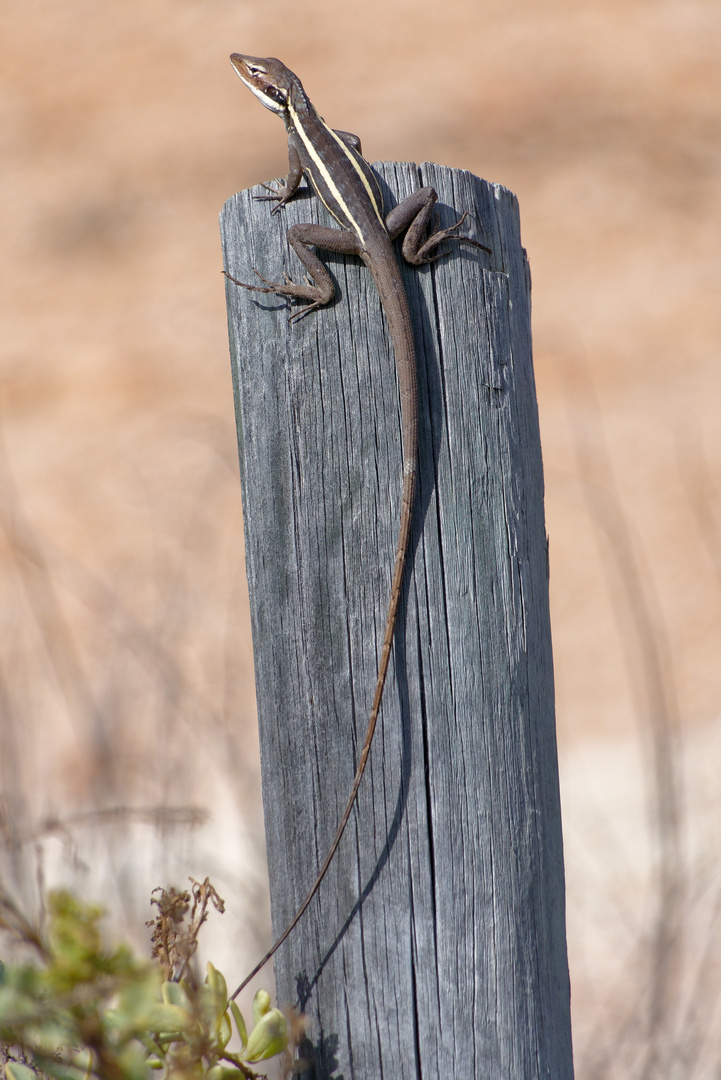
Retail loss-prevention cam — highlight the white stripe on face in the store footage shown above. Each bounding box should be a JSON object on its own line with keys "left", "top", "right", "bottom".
{"left": 234, "top": 69, "right": 286, "bottom": 114}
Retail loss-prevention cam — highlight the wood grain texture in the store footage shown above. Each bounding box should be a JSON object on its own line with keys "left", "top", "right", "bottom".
{"left": 220, "top": 162, "right": 573, "bottom": 1080}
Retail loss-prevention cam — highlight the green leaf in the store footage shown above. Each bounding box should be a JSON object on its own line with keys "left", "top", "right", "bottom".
{"left": 218, "top": 1010, "right": 233, "bottom": 1051}
{"left": 107, "top": 970, "right": 162, "bottom": 1038}
{"left": 137, "top": 1033, "right": 165, "bottom": 1060}
{"left": 33, "top": 1058, "right": 84, "bottom": 1080}
{"left": 243, "top": 1007, "right": 287, "bottom": 1063}
{"left": 146, "top": 1002, "right": 191, "bottom": 1034}
{"left": 229, "top": 1001, "right": 247, "bottom": 1048}
{"left": 205, "top": 962, "right": 227, "bottom": 1003}
{"left": 69, "top": 1048, "right": 92, "bottom": 1074}
{"left": 0, "top": 985, "right": 40, "bottom": 1026}
{"left": 202, "top": 962, "right": 230, "bottom": 1041}
{"left": 198, "top": 982, "right": 219, "bottom": 1034}
{"left": 45, "top": 892, "right": 104, "bottom": 989}
{"left": 116, "top": 1042, "right": 155, "bottom": 1080}
{"left": 206, "top": 1067, "right": 244, "bottom": 1080}
{"left": 161, "top": 980, "right": 191, "bottom": 1009}
{"left": 251, "top": 988, "right": 271, "bottom": 1027}
{"left": 6, "top": 1064, "right": 37, "bottom": 1080}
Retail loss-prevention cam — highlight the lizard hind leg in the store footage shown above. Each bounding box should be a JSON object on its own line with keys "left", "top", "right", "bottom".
{"left": 223, "top": 266, "right": 329, "bottom": 320}
{"left": 415, "top": 210, "right": 492, "bottom": 263}
{"left": 226, "top": 221, "right": 365, "bottom": 320}
{"left": 405, "top": 207, "right": 492, "bottom": 265}
{"left": 386, "top": 186, "right": 492, "bottom": 266}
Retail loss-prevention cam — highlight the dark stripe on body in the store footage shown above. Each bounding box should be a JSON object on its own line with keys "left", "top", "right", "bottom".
{"left": 288, "top": 96, "right": 386, "bottom": 244}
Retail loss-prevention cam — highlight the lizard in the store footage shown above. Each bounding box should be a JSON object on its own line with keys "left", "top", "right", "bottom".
{"left": 225, "top": 54, "right": 489, "bottom": 1000}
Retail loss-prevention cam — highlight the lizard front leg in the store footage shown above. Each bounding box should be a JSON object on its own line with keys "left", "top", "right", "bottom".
{"left": 385, "top": 186, "right": 491, "bottom": 265}
{"left": 225, "top": 222, "right": 364, "bottom": 321}
{"left": 253, "top": 143, "right": 304, "bottom": 214}
{"left": 333, "top": 129, "right": 363, "bottom": 154}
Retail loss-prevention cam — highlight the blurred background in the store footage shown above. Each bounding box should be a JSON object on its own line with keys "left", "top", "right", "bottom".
{"left": 1, "top": 0, "right": 720, "bottom": 1075}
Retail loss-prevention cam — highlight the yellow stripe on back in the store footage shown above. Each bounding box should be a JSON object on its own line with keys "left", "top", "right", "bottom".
{"left": 325, "top": 127, "right": 385, "bottom": 228}
{"left": 287, "top": 101, "right": 384, "bottom": 244}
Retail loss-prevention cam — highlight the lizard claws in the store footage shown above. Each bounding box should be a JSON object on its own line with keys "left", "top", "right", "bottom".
{"left": 221, "top": 268, "right": 278, "bottom": 295}
{"left": 288, "top": 300, "right": 322, "bottom": 323}
{"left": 446, "top": 211, "right": 492, "bottom": 254}
{"left": 417, "top": 211, "right": 492, "bottom": 262}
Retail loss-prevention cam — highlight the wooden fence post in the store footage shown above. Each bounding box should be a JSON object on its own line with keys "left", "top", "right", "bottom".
{"left": 220, "top": 162, "right": 573, "bottom": 1079}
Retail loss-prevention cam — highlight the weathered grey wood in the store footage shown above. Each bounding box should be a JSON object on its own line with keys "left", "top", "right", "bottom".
{"left": 220, "top": 162, "right": 573, "bottom": 1080}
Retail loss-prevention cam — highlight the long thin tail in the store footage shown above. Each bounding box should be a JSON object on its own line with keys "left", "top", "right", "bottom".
{"left": 230, "top": 463, "right": 416, "bottom": 1000}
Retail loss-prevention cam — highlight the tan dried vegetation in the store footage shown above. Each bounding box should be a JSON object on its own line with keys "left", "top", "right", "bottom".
{"left": 1, "top": 0, "right": 721, "bottom": 1074}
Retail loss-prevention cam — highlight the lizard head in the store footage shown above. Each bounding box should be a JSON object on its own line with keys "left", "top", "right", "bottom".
{"left": 230, "top": 54, "right": 299, "bottom": 117}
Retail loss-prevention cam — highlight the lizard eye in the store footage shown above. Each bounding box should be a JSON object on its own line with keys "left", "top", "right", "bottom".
{"left": 265, "top": 86, "right": 287, "bottom": 104}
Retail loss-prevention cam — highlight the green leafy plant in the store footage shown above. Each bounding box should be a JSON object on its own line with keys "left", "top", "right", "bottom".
{"left": 0, "top": 883, "right": 300, "bottom": 1080}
